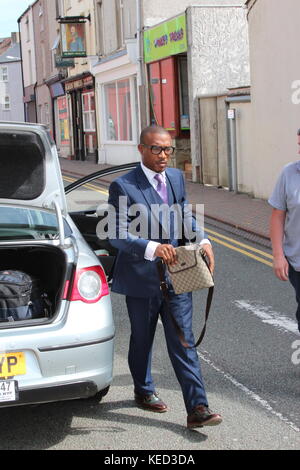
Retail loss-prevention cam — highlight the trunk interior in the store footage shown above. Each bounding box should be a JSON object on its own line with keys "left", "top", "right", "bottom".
{"left": 0, "top": 245, "right": 67, "bottom": 322}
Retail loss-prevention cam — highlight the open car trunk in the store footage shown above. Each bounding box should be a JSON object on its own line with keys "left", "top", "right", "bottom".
{"left": 0, "top": 244, "right": 67, "bottom": 324}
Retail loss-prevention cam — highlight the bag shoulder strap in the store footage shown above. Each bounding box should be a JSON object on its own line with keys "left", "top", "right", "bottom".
{"left": 157, "top": 260, "right": 214, "bottom": 349}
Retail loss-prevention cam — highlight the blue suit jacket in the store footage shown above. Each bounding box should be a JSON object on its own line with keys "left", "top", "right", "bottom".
{"left": 108, "top": 164, "right": 205, "bottom": 298}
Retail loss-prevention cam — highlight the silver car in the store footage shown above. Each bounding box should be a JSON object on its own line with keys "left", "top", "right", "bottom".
{"left": 0, "top": 121, "right": 129, "bottom": 408}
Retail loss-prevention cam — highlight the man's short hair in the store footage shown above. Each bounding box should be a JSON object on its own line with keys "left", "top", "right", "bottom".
{"left": 297, "top": 129, "right": 300, "bottom": 136}
{"left": 140, "top": 125, "right": 170, "bottom": 144}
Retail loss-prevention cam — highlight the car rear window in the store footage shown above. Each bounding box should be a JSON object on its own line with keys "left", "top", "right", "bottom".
{"left": 0, "top": 131, "right": 45, "bottom": 200}
{"left": 0, "top": 207, "right": 71, "bottom": 241}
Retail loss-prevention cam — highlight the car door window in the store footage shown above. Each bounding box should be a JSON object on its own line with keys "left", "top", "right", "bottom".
{"left": 64, "top": 164, "right": 138, "bottom": 266}
{"left": 64, "top": 163, "right": 138, "bottom": 214}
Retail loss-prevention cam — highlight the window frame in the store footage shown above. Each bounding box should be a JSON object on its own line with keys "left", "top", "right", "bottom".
{"left": 1, "top": 67, "right": 8, "bottom": 82}
{"left": 82, "top": 91, "right": 96, "bottom": 132}
{"left": 102, "top": 75, "right": 138, "bottom": 144}
{"left": 4, "top": 95, "right": 11, "bottom": 111}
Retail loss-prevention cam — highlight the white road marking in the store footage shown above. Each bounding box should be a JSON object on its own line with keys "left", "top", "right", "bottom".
{"left": 198, "top": 350, "right": 300, "bottom": 433}
{"left": 158, "top": 303, "right": 300, "bottom": 432}
{"left": 234, "top": 300, "right": 299, "bottom": 335}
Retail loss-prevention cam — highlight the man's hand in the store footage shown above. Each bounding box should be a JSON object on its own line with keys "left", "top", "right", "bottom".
{"left": 201, "top": 243, "right": 215, "bottom": 274}
{"left": 273, "top": 254, "right": 289, "bottom": 281}
{"left": 155, "top": 244, "right": 177, "bottom": 265}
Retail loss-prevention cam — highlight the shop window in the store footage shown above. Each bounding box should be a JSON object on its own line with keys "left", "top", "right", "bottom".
{"left": 82, "top": 92, "right": 96, "bottom": 132}
{"left": 104, "top": 78, "right": 133, "bottom": 142}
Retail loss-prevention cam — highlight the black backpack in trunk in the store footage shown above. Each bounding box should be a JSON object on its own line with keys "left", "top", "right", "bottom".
{"left": 0, "top": 270, "right": 51, "bottom": 322}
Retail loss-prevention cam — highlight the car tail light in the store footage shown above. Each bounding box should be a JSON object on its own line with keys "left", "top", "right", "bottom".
{"left": 65, "top": 266, "right": 109, "bottom": 303}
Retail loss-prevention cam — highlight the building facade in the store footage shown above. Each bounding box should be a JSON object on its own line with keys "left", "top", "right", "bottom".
{"left": 61, "top": 0, "right": 98, "bottom": 162}
{"left": 18, "top": 4, "right": 37, "bottom": 123}
{"left": 33, "top": 0, "right": 53, "bottom": 133}
{"left": 46, "top": 0, "right": 70, "bottom": 159}
{"left": 17, "top": 0, "right": 250, "bottom": 191}
{"left": 91, "top": 0, "right": 249, "bottom": 170}
{"left": 92, "top": 0, "right": 139, "bottom": 164}
{"left": 0, "top": 36, "right": 25, "bottom": 122}
{"left": 244, "top": 0, "right": 300, "bottom": 199}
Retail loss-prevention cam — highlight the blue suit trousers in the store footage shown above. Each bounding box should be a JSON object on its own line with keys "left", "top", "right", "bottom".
{"left": 126, "top": 290, "right": 209, "bottom": 414}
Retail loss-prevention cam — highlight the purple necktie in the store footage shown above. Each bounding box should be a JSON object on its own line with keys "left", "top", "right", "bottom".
{"left": 154, "top": 173, "right": 168, "bottom": 204}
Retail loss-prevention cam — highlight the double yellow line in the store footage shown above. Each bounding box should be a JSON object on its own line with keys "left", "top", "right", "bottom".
{"left": 63, "top": 175, "right": 273, "bottom": 267}
{"left": 63, "top": 175, "right": 108, "bottom": 196}
{"left": 206, "top": 228, "right": 273, "bottom": 267}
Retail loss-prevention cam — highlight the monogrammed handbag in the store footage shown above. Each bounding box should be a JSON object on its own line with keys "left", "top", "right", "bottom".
{"left": 167, "top": 245, "right": 214, "bottom": 295}
{"left": 157, "top": 245, "right": 214, "bottom": 348}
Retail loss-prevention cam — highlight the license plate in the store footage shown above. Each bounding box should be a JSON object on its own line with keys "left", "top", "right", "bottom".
{"left": 0, "top": 352, "right": 26, "bottom": 377}
{"left": 0, "top": 380, "right": 19, "bottom": 402}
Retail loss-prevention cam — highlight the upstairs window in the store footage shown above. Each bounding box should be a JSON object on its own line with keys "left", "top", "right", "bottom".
{"left": 4, "top": 96, "right": 10, "bottom": 111}
{"left": 1, "top": 67, "right": 8, "bottom": 82}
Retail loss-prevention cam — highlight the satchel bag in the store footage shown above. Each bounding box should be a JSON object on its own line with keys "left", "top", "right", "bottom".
{"left": 157, "top": 244, "right": 214, "bottom": 348}
{"left": 167, "top": 245, "right": 214, "bottom": 294}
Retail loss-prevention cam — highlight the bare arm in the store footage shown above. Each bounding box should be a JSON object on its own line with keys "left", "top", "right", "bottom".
{"left": 270, "top": 208, "right": 289, "bottom": 281}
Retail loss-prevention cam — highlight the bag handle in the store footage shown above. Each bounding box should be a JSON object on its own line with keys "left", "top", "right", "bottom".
{"left": 157, "top": 260, "right": 214, "bottom": 348}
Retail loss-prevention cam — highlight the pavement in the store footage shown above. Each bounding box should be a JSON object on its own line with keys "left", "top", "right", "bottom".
{"left": 59, "top": 157, "right": 272, "bottom": 242}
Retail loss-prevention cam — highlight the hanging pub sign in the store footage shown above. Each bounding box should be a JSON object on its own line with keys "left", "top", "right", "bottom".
{"left": 55, "top": 55, "right": 75, "bottom": 68}
{"left": 144, "top": 14, "right": 188, "bottom": 64}
{"left": 59, "top": 16, "right": 89, "bottom": 58}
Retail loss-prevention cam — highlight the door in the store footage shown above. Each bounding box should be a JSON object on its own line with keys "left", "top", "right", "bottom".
{"left": 64, "top": 162, "right": 138, "bottom": 278}
{"left": 71, "top": 90, "right": 85, "bottom": 161}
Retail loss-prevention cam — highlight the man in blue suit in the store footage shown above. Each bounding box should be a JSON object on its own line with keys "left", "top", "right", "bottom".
{"left": 108, "top": 125, "right": 222, "bottom": 428}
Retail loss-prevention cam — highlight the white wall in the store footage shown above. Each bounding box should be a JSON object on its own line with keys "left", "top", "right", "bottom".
{"left": 0, "top": 61, "right": 24, "bottom": 122}
{"left": 247, "top": 0, "right": 300, "bottom": 199}
{"left": 19, "top": 7, "right": 36, "bottom": 88}
{"left": 187, "top": 5, "right": 250, "bottom": 181}
{"left": 143, "top": 0, "right": 245, "bottom": 27}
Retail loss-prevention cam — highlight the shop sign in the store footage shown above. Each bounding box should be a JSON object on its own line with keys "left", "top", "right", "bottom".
{"left": 60, "top": 21, "right": 87, "bottom": 58}
{"left": 144, "top": 14, "right": 187, "bottom": 64}
{"left": 55, "top": 55, "right": 75, "bottom": 68}
{"left": 65, "top": 75, "right": 94, "bottom": 92}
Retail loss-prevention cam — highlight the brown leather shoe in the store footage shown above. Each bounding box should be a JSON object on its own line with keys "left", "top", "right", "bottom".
{"left": 134, "top": 392, "right": 168, "bottom": 413}
{"left": 187, "top": 405, "right": 222, "bottom": 428}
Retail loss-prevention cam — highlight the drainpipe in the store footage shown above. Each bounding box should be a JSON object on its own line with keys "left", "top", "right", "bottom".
{"left": 34, "top": 81, "right": 38, "bottom": 123}
{"left": 225, "top": 95, "right": 250, "bottom": 193}
{"left": 136, "top": 0, "right": 148, "bottom": 130}
{"left": 227, "top": 106, "right": 238, "bottom": 192}
{"left": 18, "top": 19, "right": 26, "bottom": 122}
{"left": 136, "top": 0, "right": 142, "bottom": 87}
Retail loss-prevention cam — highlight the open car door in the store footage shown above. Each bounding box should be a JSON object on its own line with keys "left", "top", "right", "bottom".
{"left": 64, "top": 163, "right": 138, "bottom": 279}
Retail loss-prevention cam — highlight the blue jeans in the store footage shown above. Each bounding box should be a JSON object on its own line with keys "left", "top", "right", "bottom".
{"left": 288, "top": 264, "right": 300, "bottom": 333}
